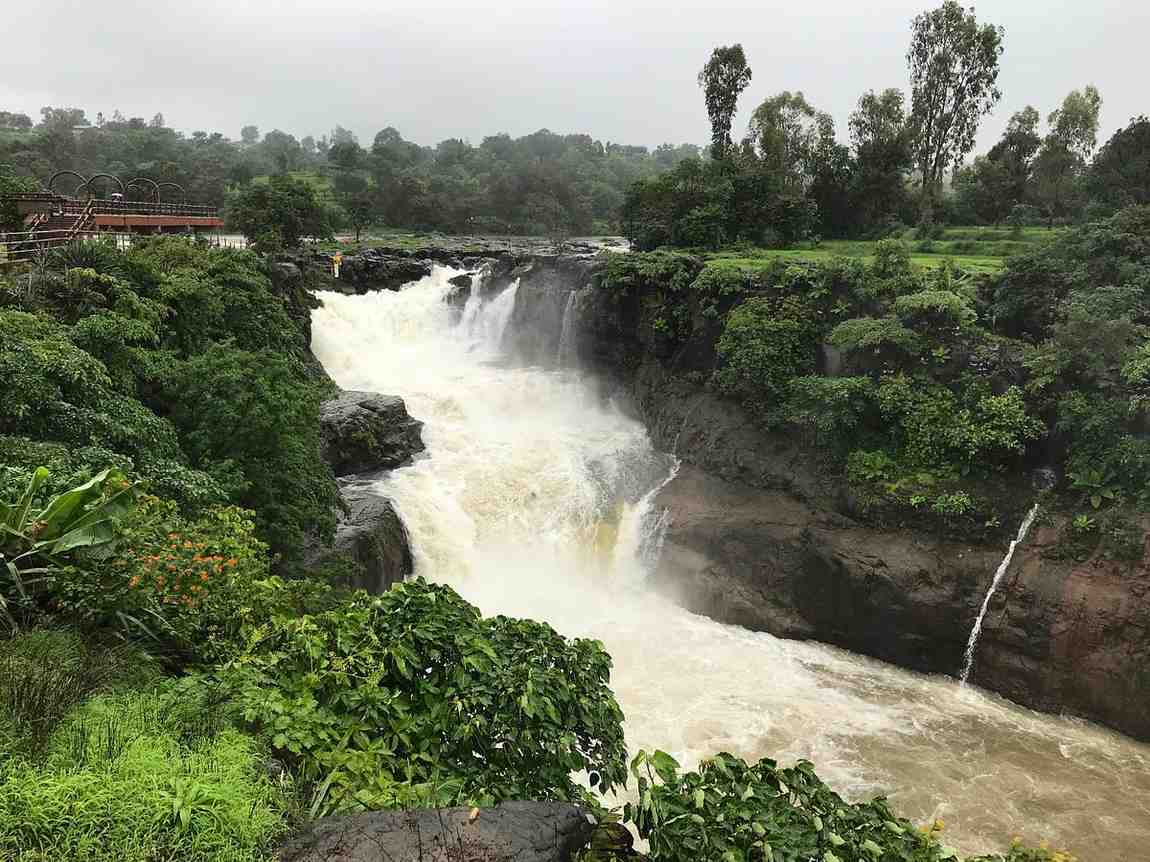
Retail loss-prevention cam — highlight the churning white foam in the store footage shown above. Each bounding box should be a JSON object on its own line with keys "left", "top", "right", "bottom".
{"left": 312, "top": 267, "right": 1150, "bottom": 859}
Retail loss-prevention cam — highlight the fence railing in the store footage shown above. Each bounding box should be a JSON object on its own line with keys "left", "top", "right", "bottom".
{"left": 0, "top": 230, "right": 245, "bottom": 266}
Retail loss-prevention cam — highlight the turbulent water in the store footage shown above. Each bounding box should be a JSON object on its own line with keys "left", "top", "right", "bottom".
{"left": 312, "top": 267, "right": 1150, "bottom": 860}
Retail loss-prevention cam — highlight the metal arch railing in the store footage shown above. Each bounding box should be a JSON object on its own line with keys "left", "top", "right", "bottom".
{"left": 126, "top": 177, "right": 160, "bottom": 202}
{"left": 47, "top": 170, "right": 87, "bottom": 196}
{"left": 156, "top": 181, "right": 185, "bottom": 203}
{"left": 77, "top": 173, "right": 126, "bottom": 199}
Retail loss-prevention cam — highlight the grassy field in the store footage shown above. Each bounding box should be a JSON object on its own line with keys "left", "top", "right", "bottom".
{"left": 705, "top": 225, "right": 1060, "bottom": 275}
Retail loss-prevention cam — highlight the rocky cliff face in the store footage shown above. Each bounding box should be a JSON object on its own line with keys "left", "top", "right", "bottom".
{"left": 509, "top": 254, "right": 1150, "bottom": 741}
{"left": 306, "top": 389, "right": 426, "bottom": 594}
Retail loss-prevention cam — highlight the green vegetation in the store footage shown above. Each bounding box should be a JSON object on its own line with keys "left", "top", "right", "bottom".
{"left": 624, "top": 750, "right": 1074, "bottom": 862}
{"left": 0, "top": 238, "right": 337, "bottom": 561}
{"left": 0, "top": 227, "right": 1071, "bottom": 859}
{"left": 0, "top": 688, "right": 292, "bottom": 862}
{"left": 227, "top": 174, "right": 334, "bottom": 249}
{"left": 599, "top": 207, "right": 1150, "bottom": 541}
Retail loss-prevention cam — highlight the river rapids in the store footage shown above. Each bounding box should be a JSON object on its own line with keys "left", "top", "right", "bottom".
{"left": 312, "top": 266, "right": 1150, "bottom": 860}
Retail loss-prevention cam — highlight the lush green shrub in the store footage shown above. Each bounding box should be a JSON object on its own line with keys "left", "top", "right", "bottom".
{"left": 894, "top": 289, "right": 977, "bottom": 332}
{"left": 876, "top": 376, "right": 1042, "bottom": 473}
{"left": 623, "top": 750, "right": 1066, "bottom": 862}
{"left": 784, "top": 376, "right": 879, "bottom": 453}
{"left": 1, "top": 467, "right": 141, "bottom": 634}
{"left": 52, "top": 496, "right": 271, "bottom": 661}
{"left": 829, "top": 316, "right": 921, "bottom": 358}
{"left": 164, "top": 344, "right": 337, "bottom": 559}
{"left": 184, "top": 578, "right": 627, "bottom": 815}
{"left": 0, "top": 691, "right": 290, "bottom": 862}
{"left": 714, "top": 297, "right": 818, "bottom": 418}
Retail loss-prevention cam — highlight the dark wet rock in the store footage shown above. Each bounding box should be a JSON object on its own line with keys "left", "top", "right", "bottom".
{"left": 654, "top": 464, "right": 1001, "bottom": 673}
{"left": 504, "top": 257, "right": 596, "bottom": 365}
{"left": 338, "top": 252, "right": 432, "bottom": 293}
{"left": 448, "top": 273, "right": 473, "bottom": 288}
{"left": 320, "top": 391, "right": 424, "bottom": 477}
{"left": 279, "top": 800, "right": 592, "bottom": 862}
{"left": 303, "top": 482, "right": 413, "bottom": 594}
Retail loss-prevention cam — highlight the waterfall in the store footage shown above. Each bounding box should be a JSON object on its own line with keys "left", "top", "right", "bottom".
{"left": 959, "top": 503, "right": 1041, "bottom": 684}
{"left": 556, "top": 289, "right": 578, "bottom": 366}
{"left": 310, "top": 268, "right": 1150, "bottom": 861}
{"left": 612, "top": 458, "right": 680, "bottom": 585}
{"left": 458, "top": 277, "right": 519, "bottom": 350}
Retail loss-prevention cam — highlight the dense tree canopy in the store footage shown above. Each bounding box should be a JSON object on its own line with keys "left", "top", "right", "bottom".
{"left": 697, "top": 44, "right": 753, "bottom": 161}
{"left": 907, "top": 0, "right": 1004, "bottom": 209}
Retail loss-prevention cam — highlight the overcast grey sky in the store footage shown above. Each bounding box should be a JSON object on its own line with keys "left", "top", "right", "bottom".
{"left": 2, "top": 0, "right": 1146, "bottom": 155}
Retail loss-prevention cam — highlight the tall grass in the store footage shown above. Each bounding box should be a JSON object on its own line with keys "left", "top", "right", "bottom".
{"left": 0, "top": 691, "right": 292, "bottom": 862}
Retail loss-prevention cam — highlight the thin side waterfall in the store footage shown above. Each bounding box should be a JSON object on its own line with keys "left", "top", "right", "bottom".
{"left": 959, "top": 503, "right": 1041, "bottom": 684}
{"left": 556, "top": 289, "right": 578, "bottom": 366}
{"left": 612, "top": 458, "right": 680, "bottom": 584}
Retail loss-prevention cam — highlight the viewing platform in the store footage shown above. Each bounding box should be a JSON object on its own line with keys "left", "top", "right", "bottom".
{"left": 1, "top": 180, "right": 226, "bottom": 264}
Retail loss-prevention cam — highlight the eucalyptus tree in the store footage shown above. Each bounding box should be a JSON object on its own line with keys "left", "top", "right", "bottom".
{"left": 1033, "top": 86, "right": 1103, "bottom": 221}
{"left": 698, "top": 45, "right": 752, "bottom": 161}
{"left": 849, "top": 88, "right": 914, "bottom": 226}
{"left": 906, "top": 0, "right": 1004, "bottom": 215}
{"left": 748, "top": 91, "right": 835, "bottom": 193}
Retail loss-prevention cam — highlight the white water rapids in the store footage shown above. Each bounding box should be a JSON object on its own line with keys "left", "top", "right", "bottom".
{"left": 312, "top": 267, "right": 1150, "bottom": 860}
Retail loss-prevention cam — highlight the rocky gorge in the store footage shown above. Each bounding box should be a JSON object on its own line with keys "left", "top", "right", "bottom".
{"left": 290, "top": 241, "right": 1150, "bottom": 743}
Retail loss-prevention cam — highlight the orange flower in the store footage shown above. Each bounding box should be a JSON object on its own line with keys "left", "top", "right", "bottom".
{"left": 226, "top": 558, "right": 238, "bottom": 567}
{"left": 167, "top": 563, "right": 177, "bottom": 572}
{"left": 200, "top": 572, "right": 209, "bottom": 582}
{"left": 128, "top": 575, "right": 141, "bottom": 588}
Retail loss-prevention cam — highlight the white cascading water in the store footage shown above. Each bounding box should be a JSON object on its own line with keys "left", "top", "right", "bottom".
{"left": 959, "top": 504, "right": 1042, "bottom": 684}
{"left": 556, "top": 289, "right": 579, "bottom": 367}
{"left": 312, "top": 267, "right": 1150, "bottom": 860}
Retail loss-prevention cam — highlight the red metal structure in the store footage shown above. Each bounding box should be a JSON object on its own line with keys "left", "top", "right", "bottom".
{"left": 0, "top": 178, "right": 226, "bottom": 264}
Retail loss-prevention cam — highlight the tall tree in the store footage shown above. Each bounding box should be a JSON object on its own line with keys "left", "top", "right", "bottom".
{"left": 748, "top": 91, "right": 834, "bottom": 193}
{"left": 698, "top": 45, "right": 752, "bottom": 161}
{"left": 1047, "top": 85, "right": 1102, "bottom": 160}
{"left": 906, "top": 1, "right": 1004, "bottom": 213}
{"left": 849, "top": 88, "right": 914, "bottom": 227}
{"left": 240, "top": 124, "right": 260, "bottom": 146}
{"left": 1089, "top": 116, "right": 1150, "bottom": 210}
{"left": 987, "top": 106, "right": 1042, "bottom": 200}
{"left": 1032, "top": 87, "right": 1103, "bottom": 222}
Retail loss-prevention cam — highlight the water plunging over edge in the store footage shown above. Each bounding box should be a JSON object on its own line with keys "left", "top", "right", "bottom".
{"left": 310, "top": 270, "right": 1150, "bottom": 860}
{"left": 959, "top": 503, "right": 1041, "bottom": 683}
{"left": 556, "top": 289, "right": 578, "bottom": 367}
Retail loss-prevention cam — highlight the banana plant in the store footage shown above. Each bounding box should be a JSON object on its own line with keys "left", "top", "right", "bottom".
{"left": 0, "top": 466, "right": 141, "bottom": 633}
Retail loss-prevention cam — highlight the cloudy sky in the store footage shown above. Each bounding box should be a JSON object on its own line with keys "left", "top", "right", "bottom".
{"left": 3, "top": 0, "right": 1145, "bottom": 154}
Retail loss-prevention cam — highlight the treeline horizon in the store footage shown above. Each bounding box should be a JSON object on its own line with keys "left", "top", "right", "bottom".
{"left": 2, "top": 0, "right": 1148, "bottom": 241}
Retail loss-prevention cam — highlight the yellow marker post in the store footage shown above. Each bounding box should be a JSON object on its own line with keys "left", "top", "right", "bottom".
{"left": 332, "top": 251, "right": 343, "bottom": 279}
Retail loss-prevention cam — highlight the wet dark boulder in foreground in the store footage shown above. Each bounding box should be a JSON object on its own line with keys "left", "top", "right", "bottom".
{"left": 279, "top": 801, "right": 592, "bottom": 862}
{"left": 303, "top": 480, "right": 413, "bottom": 594}
{"left": 320, "top": 390, "right": 424, "bottom": 477}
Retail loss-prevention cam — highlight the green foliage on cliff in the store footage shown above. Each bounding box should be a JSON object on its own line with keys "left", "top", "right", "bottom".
{"left": 605, "top": 208, "right": 1150, "bottom": 527}
{"left": 0, "top": 238, "right": 336, "bottom": 560}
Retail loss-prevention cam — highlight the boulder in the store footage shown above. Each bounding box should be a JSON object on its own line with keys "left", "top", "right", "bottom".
{"left": 279, "top": 801, "right": 592, "bottom": 862}
{"left": 303, "top": 482, "right": 413, "bottom": 594}
{"left": 339, "top": 252, "right": 431, "bottom": 293}
{"left": 320, "top": 391, "right": 424, "bottom": 477}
